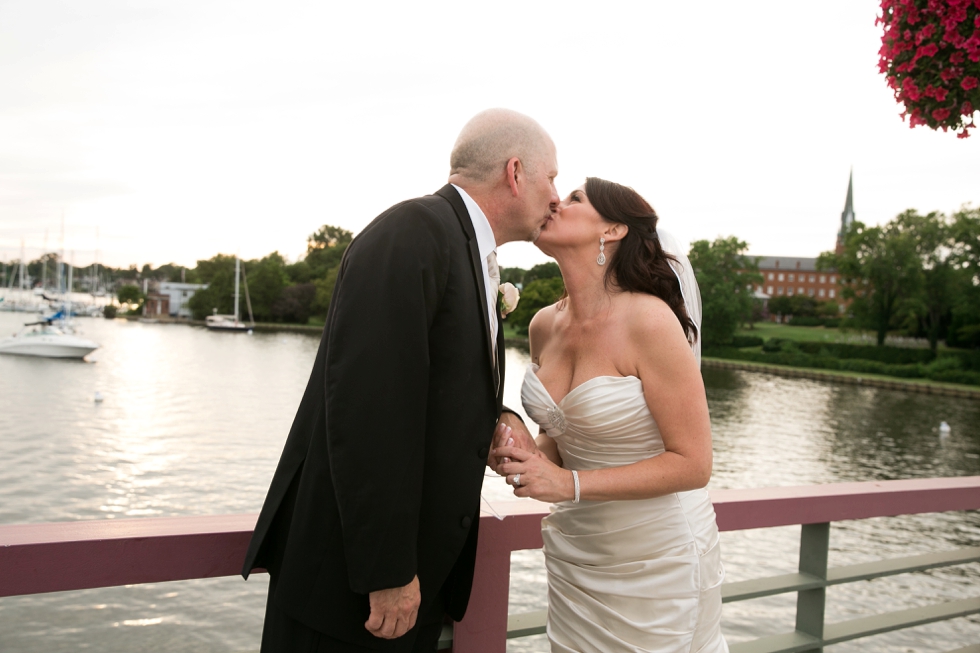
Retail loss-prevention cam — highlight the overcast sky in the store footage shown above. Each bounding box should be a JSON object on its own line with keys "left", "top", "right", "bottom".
{"left": 1, "top": 0, "right": 977, "bottom": 272}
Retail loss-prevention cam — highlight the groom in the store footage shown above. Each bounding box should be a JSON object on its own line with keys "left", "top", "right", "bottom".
{"left": 242, "top": 109, "right": 559, "bottom": 652}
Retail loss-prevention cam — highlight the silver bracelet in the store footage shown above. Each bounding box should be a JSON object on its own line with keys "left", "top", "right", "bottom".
{"left": 572, "top": 470, "right": 580, "bottom": 504}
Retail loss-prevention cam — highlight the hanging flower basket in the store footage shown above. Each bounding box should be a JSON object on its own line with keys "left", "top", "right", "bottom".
{"left": 878, "top": 0, "right": 980, "bottom": 139}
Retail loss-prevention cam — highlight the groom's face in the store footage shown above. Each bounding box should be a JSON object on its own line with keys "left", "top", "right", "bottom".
{"left": 522, "top": 143, "right": 560, "bottom": 242}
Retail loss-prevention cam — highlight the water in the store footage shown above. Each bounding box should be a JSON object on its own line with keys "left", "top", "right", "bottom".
{"left": 0, "top": 313, "right": 977, "bottom": 651}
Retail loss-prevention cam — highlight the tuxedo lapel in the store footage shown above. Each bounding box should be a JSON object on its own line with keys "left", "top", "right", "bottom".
{"left": 435, "top": 185, "right": 498, "bottom": 390}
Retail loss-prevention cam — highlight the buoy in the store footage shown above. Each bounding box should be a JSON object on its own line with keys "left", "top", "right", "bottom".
{"left": 939, "top": 421, "right": 951, "bottom": 436}
{"left": 94, "top": 391, "right": 104, "bottom": 403}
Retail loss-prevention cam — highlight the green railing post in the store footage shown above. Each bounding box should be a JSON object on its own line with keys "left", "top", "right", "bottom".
{"left": 796, "top": 522, "right": 830, "bottom": 652}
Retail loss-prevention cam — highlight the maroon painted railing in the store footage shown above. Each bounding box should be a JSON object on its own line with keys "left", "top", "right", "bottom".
{"left": 2, "top": 477, "right": 979, "bottom": 651}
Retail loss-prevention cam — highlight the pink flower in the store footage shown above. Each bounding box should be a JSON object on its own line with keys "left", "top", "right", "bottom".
{"left": 957, "top": 129, "right": 971, "bottom": 138}
{"left": 951, "top": 50, "right": 966, "bottom": 64}
{"left": 941, "top": 67, "right": 958, "bottom": 82}
{"left": 917, "top": 43, "right": 939, "bottom": 58}
{"left": 934, "top": 86, "right": 950, "bottom": 101}
{"left": 962, "top": 76, "right": 980, "bottom": 90}
{"left": 932, "top": 107, "right": 952, "bottom": 121}
{"left": 962, "top": 101, "right": 975, "bottom": 115}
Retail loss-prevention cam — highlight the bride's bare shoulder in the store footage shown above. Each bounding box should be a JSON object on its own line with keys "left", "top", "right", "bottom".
{"left": 527, "top": 302, "right": 561, "bottom": 358}
{"left": 624, "top": 293, "right": 687, "bottom": 344}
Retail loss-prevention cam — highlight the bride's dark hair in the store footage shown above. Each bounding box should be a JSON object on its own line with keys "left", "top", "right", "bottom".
{"left": 585, "top": 177, "right": 698, "bottom": 344}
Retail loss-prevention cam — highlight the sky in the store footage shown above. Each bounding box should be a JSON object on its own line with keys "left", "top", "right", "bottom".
{"left": 1, "top": 0, "right": 978, "bottom": 272}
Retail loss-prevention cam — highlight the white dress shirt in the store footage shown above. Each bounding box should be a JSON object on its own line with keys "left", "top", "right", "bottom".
{"left": 451, "top": 184, "right": 498, "bottom": 344}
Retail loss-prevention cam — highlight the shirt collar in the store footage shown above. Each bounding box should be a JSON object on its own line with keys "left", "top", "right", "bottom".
{"left": 452, "top": 184, "right": 497, "bottom": 261}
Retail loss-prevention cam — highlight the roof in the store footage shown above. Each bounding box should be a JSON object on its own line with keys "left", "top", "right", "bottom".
{"left": 755, "top": 256, "right": 823, "bottom": 271}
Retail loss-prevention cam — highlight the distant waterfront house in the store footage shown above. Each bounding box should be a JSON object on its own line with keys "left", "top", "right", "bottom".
{"left": 159, "top": 282, "right": 207, "bottom": 318}
{"left": 750, "top": 170, "right": 855, "bottom": 321}
{"left": 143, "top": 293, "right": 170, "bottom": 318}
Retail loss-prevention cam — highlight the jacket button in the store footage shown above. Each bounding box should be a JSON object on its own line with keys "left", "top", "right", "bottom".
{"left": 478, "top": 446, "right": 490, "bottom": 460}
{"left": 460, "top": 516, "right": 472, "bottom": 529}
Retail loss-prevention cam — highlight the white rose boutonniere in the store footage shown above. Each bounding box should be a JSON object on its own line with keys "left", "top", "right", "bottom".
{"left": 499, "top": 283, "right": 520, "bottom": 318}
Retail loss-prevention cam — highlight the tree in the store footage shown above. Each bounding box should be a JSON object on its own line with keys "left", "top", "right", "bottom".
{"left": 506, "top": 277, "right": 565, "bottom": 335}
{"left": 892, "top": 210, "right": 956, "bottom": 352}
{"left": 500, "top": 267, "right": 526, "bottom": 286}
{"left": 819, "top": 219, "right": 922, "bottom": 346}
{"left": 272, "top": 283, "right": 317, "bottom": 324}
{"left": 688, "top": 237, "right": 762, "bottom": 346}
{"left": 523, "top": 262, "right": 561, "bottom": 285}
{"left": 949, "top": 206, "right": 980, "bottom": 348}
{"left": 188, "top": 255, "right": 236, "bottom": 319}
{"left": 116, "top": 284, "right": 143, "bottom": 306}
{"left": 244, "top": 252, "right": 289, "bottom": 321}
{"left": 311, "top": 265, "right": 342, "bottom": 318}
{"left": 306, "top": 225, "right": 352, "bottom": 278}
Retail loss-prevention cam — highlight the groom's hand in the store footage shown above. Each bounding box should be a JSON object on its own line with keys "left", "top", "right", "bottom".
{"left": 365, "top": 575, "right": 420, "bottom": 639}
{"left": 489, "top": 413, "right": 537, "bottom": 473}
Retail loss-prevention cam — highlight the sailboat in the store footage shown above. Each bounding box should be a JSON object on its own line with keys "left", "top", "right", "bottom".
{"left": 205, "top": 256, "right": 255, "bottom": 332}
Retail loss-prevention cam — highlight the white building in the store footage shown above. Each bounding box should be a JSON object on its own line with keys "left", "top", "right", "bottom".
{"left": 159, "top": 282, "right": 207, "bottom": 318}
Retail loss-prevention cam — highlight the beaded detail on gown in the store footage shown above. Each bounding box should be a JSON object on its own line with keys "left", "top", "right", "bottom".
{"left": 521, "top": 364, "right": 728, "bottom": 653}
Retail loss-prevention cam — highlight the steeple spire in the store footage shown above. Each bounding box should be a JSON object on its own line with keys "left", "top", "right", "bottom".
{"left": 836, "top": 168, "right": 855, "bottom": 254}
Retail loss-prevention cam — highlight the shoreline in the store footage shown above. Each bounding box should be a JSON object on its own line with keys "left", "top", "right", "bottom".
{"left": 702, "top": 357, "right": 980, "bottom": 399}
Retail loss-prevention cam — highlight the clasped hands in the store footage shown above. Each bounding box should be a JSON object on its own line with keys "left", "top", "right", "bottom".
{"left": 488, "top": 416, "right": 575, "bottom": 504}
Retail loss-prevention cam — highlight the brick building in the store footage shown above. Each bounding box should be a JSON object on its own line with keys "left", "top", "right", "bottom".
{"left": 752, "top": 171, "right": 855, "bottom": 318}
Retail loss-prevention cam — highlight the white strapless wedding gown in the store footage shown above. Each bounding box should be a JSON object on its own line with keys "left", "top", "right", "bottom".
{"left": 521, "top": 364, "right": 728, "bottom": 653}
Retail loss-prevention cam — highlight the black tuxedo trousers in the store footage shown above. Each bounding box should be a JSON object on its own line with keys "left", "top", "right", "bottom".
{"left": 242, "top": 185, "right": 506, "bottom": 650}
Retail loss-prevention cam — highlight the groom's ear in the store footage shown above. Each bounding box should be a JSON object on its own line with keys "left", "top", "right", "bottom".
{"left": 505, "top": 157, "right": 522, "bottom": 197}
{"left": 604, "top": 223, "right": 628, "bottom": 242}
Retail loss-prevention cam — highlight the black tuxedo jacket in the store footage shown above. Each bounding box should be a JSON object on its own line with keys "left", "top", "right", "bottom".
{"left": 242, "top": 185, "right": 506, "bottom": 649}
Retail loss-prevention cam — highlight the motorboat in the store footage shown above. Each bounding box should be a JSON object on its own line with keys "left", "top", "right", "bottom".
{"left": 0, "top": 318, "right": 100, "bottom": 359}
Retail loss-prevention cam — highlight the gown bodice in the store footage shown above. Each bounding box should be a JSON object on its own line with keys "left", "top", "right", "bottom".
{"left": 521, "top": 363, "right": 666, "bottom": 471}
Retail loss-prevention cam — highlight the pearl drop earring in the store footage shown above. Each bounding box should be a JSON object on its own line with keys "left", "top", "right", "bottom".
{"left": 597, "top": 237, "right": 606, "bottom": 266}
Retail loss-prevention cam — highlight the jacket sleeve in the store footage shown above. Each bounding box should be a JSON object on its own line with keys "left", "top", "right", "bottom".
{"left": 323, "top": 202, "right": 451, "bottom": 595}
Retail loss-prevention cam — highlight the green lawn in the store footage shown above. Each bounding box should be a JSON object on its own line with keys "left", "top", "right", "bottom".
{"left": 737, "top": 322, "right": 851, "bottom": 343}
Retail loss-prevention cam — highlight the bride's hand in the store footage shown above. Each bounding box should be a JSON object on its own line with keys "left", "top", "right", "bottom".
{"left": 489, "top": 416, "right": 538, "bottom": 473}
{"left": 495, "top": 446, "right": 574, "bottom": 503}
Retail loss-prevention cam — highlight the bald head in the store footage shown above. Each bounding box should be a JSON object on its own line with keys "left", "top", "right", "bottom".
{"left": 449, "top": 109, "right": 554, "bottom": 183}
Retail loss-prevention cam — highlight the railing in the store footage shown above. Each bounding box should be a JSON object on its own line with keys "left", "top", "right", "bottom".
{"left": 2, "top": 477, "right": 979, "bottom": 652}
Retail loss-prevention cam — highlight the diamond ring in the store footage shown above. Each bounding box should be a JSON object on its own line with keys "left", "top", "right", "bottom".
{"left": 513, "top": 474, "right": 521, "bottom": 487}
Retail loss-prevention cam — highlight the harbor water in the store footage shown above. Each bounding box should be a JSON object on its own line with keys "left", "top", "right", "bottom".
{"left": 0, "top": 312, "right": 977, "bottom": 651}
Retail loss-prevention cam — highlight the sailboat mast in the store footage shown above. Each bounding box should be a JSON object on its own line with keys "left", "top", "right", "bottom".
{"left": 67, "top": 252, "right": 74, "bottom": 321}
{"left": 41, "top": 229, "right": 48, "bottom": 291}
{"left": 234, "top": 256, "right": 241, "bottom": 325}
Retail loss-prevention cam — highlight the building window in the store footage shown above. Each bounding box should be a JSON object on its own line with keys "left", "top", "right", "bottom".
{"left": 788, "top": 274, "right": 795, "bottom": 282}
{"left": 809, "top": 275, "right": 816, "bottom": 282}
{"left": 768, "top": 272, "right": 774, "bottom": 280}
{"left": 830, "top": 275, "right": 836, "bottom": 284}
{"left": 819, "top": 289, "right": 825, "bottom": 297}
{"left": 767, "top": 286, "right": 773, "bottom": 295}
{"left": 799, "top": 287, "right": 805, "bottom": 295}
{"left": 807, "top": 288, "right": 815, "bottom": 296}
{"left": 829, "top": 289, "right": 836, "bottom": 298}
{"left": 182, "top": 291, "right": 188, "bottom": 297}
{"left": 819, "top": 275, "right": 826, "bottom": 283}
{"left": 787, "top": 288, "right": 794, "bottom": 296}
{"left": 778, "top": 273, "right": 784, "bottom": 281}
{"left": 777, "top": 286, "right": 784, "bottom": 295}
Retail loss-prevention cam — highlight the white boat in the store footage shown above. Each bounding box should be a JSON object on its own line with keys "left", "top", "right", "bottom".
{"left": 0, "top": 319, "right": 99, "bottom": 359}
{"left": 205, "top": 257, "right": 254, "bottom": 333}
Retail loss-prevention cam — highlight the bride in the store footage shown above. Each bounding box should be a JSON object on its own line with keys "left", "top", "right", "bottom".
{"left": 494, "top": 177, "right": 728, "bottom": 653}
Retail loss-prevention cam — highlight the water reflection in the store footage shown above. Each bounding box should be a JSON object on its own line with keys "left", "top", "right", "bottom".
{"left": 0, "top": 315, "right": 977, "bottom": 651}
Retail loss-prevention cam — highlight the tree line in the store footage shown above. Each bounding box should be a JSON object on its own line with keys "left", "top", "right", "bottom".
{"left": 105, "top": 203, "right": 980, "bottom": 352}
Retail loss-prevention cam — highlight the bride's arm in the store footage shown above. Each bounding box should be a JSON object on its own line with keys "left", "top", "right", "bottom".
{"left": 575, "top": 299, "right": 711, "bottom": 500}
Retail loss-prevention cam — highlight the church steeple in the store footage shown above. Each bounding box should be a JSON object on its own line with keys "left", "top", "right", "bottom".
{"left": 836, "top": 168, "right": 855, "bottom": 254}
